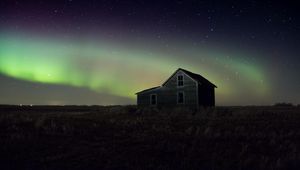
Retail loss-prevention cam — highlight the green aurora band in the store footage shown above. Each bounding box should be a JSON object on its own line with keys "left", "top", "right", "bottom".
{"left": 0, "top": 32, "right": 270, "bottom": 105}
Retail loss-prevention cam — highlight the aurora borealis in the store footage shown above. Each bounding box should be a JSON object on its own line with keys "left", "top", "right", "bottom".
{"left": 0, "top": 0, "right": 299, "bottom": 105}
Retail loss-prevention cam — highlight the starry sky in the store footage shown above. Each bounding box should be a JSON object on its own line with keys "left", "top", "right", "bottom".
{"left": 0, "top": 0, "right": 299, "bottom": 105}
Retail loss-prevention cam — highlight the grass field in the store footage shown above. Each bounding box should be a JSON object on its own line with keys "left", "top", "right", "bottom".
{"left": 0, "top": 105, "right": 300, "bottom": 170}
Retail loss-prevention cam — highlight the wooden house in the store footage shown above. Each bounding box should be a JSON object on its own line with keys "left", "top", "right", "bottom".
{"left": 136, "top": 68, "right": 217, "bottom": 108}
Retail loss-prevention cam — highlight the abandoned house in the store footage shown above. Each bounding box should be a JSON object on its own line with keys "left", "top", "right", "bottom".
{"left": 136, "top": 68, "right": 217, "bottom": 108}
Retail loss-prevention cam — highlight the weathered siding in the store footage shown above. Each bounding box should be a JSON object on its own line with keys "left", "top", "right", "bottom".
{"left": 137, "top": 69, "right": 216, "bottom": 108}
{"left": 137, "top": 89, "right": 160, "bottom": 107}
{"left": 137, "top": 70, "right": 198, "bottom": 108}
{"left": 163, "top": 70, "right": 198, "bottom": 108}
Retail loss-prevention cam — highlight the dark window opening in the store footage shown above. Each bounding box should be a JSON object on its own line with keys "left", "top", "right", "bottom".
{"left": 150, "top": 94, "right": 157, "bottom": 105}
{"left": 177, "top": 92, "right": 184, "bottom": 104}
{"left": 177, "top": 75, "right": 183, "bottom": 86}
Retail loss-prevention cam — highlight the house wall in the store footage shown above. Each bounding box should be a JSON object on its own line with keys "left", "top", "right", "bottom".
{"left": 162, "top": 70, "right": 198, "bottom": 108}
{"left": 137, "top": 70, "right": 198, "bottom": 108}
{"left": 137, "top": 89, "right": 160, "bottom": 107}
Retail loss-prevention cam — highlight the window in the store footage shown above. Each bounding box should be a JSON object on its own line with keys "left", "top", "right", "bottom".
{"left": 177, "top": 75, "right": 183, "bottom": 86}
{"left": 177, "top": 92, "right": 184, "bottom": 104}
{"left": 150, "top": 94, "right": 157, "bottom": 105}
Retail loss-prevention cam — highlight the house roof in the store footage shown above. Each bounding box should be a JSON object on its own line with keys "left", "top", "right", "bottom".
{"left": 178, "top": 68, "right": 217, "bottom": 88}
{"left": 136, "top": 86, "right": 160, "bottom": 94}
{"left": 136, "top": 68, "right": 217, "bottom": 94}
{"left": 161, "top": 68, "right": 217, "bottom": 88}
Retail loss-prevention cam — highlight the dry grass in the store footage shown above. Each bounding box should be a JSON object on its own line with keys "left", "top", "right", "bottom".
{"left": 0, "top": 105, "right": 300, "bottom": 170}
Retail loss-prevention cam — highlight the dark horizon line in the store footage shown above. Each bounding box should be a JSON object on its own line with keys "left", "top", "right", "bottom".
{"left": 0, "top": 104, "right": 298, "bottom": 107}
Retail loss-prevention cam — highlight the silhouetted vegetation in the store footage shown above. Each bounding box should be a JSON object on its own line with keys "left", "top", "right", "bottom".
{"left": 274, "top": 102, "right": 294, "bottom": 107}
{"left": 0, "top": 105, "right": 300, "bottom": 170}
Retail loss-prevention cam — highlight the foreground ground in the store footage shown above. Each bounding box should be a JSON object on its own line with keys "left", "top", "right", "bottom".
{"left": 0, "top": 105, "right": 300, "bottom": 170}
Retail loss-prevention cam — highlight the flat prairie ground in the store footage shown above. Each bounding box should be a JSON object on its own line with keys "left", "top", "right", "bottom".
{"left": 0, "top": 105, "right": 300, "bottom": 170}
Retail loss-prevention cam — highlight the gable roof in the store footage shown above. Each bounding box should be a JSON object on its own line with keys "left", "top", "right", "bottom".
{"left": 162, "top": 68, "right": 217, "bottom": 88}
{"left": 136, "top": 86, "right": 160, "bottom": 94}
{"left": 136, "top": 68, "right": 217, "bottom": 94}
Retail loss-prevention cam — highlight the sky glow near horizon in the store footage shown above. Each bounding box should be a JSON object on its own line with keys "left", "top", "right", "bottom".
{"left": 0, "top": 0, "right": 298, "bottom": 105}
{"left": 0, "top": 30, "right": 270, "bottom": 105}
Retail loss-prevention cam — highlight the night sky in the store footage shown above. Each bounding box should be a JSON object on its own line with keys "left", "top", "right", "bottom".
{"left": 0, "top": 0, "right": 299, "bottom": 105}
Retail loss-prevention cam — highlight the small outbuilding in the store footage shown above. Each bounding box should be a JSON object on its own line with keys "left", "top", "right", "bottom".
{"left": 136, "top": 68, "right": 217, "bottom": 108}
